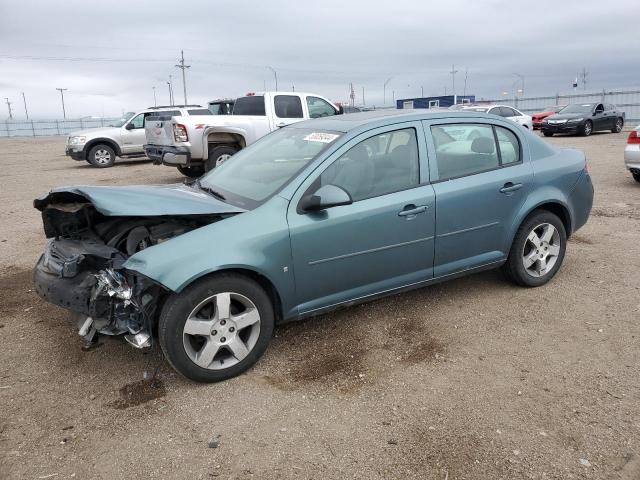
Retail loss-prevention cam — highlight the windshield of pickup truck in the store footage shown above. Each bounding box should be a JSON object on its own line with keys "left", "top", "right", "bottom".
{"left": 200, "top": 128, "right": 342, "bottom": 209}
{"left": 110, "top": 112, "right": 135, "bottom": 127}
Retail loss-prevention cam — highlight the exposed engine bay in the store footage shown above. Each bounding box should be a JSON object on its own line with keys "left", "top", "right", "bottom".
{"left": 33, "top": 188, "right": 232, "bottom": 349}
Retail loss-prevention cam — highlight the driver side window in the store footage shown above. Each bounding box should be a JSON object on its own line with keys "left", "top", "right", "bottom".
{"left": 595, "top": 104, "right": 604, "bottom": 114}
{"left": 128, "top": 114, "right": 145, "bottom": 129}
{"left": 320, "top": 128, "right": 419, "bottom": 202}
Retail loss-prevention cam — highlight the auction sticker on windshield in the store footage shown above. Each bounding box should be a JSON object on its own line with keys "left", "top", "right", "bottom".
{"left": 304, "top": 132, "right": 340, "bottom": 143}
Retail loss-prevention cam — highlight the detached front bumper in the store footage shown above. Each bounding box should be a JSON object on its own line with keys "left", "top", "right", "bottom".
{"left": 144, "top": 144, "right": 192, "bottom": 166}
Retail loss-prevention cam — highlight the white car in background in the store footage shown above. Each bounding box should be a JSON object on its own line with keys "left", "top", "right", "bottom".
{"left": 625, "top": 124, "right": 640, "bottom": 183}
{"left": 459, "top": 104, "right": 533, "bottom": 130}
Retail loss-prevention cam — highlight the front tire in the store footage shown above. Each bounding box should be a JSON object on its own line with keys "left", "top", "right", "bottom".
{"left": 502, "top": 210, "right": 567, "bottom": 287}
{"left": 612, "top": 117, "right": 624, "bottom": 133}
{"left": 543, "top": 131, "right": 553, "bottom": 137}
{"left": 88, "top": 144, "right": 116, "bottom": 168}
{"left": 158, "top": 273, "right": 275, "bottom": 383}
{"left": 633, "top": 172, "right": 640, "bottom": 183}
{"left": 581, "top": 120, "right": 593, "bottom": 137}
{"left": 177, "top": 165, "right": 205, "bottom": 177}
{"left": 205, "top": 145, "right": 238, "bottom": 172}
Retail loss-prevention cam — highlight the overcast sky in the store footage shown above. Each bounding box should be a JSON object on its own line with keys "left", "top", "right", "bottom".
{"left": 1, "top": 0, "right": 639, "bottom": 119}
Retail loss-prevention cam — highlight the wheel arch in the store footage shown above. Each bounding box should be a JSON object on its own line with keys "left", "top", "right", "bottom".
{"left": 513, "top": 200, "right": 573, "bottom": 242}
{"left": 205, "top": 131, "right": 247, "bottom": 159}
{"left": 83, "top": 138, "right": 122, "bottom": 158}
{"left": 177, "top": 267, "right": 285, "bottom": 324}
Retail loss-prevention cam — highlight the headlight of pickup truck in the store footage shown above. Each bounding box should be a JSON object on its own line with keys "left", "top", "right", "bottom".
{"left": 68, "top": 136, "right": 86, "bottom": 145}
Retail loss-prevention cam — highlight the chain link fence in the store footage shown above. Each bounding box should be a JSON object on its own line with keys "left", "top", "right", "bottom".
{"left": 0, "top": 117, "right": 121, "bottom": 138}
{"left": 486, "top": 87, "right": 640, "bottom": 125}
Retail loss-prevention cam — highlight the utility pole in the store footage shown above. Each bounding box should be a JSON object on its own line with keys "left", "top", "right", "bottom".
{"left": 292, "top": 84, "right": 295, "bottom": 92}
{"left": 421, "top": 86, "right": 424, "bottom": 97}
{"left": 383, "top": 76, "right": 393, "bottom": 105}
{"left": 267, "top": 66, "right": 278, "bottom": 90}
{"left": 349, "top": 83, "right": 355, "bottom": 107}
{"left": 449, "top": 64, "right": 458, "bottom": 104}
{"left": 21, "top": 92, "right": 28, "bottom": 119}
{"left": 4, "top": 97, "right": 13, "bottom": 119}
{"left": 463, "top": 68, "right": 468, "bottom": 97}
{"left": 580, "top": 67, "right": 589, "bottom": 91}
{"left": 362, "top": 86, "right": 365, "bottom": 106}
{"left": 56, "top": 88, "right": 67, "bottom": 119}
{"left": 175, "top": 50, "right": 191, "bottom": 105}
{"left": 152, "top": 86, "right": 157, "bottom": 107}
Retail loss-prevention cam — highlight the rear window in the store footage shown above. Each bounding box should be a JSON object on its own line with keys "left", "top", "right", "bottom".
{"left": 187, "top": 109, "right": 212, "bottom": 115}
{"left": 233, "top": 96, "right": 266, "bottom": 116}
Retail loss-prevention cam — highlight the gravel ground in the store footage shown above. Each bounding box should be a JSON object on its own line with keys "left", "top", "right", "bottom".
{"left": 0, "top": 133, "right": 639, "bottom": 480}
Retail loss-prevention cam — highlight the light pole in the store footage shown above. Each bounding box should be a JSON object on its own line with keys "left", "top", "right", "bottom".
{"left": 167, "top": 75, "right": 174, "bottom": 106}
{"left": 383, "top": 76, "right": 393, "bottom": 105}
{"left": 267, "top": 66, "right": 278, "bottom": 91}
{"left": 513, "top": 73, "right": 525, "bottom": 96}
{"left": 21, "top": 92, "right": 28, "bottom": 119}
{"left": 4, "top": 97, "right": 13, "bottom": 119}
{"left": 152, "top": 86, "right": 157, "bottom": 107}
{"left": 56, "top": 88, "right": 67, "bottom": 119}
{"left": 449, "top": 64, "right": 458, "bottom": 104}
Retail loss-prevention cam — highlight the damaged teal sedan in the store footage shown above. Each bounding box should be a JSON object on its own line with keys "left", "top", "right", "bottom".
{"left": 34, "top": 110, "right": 593, "bottom": 382}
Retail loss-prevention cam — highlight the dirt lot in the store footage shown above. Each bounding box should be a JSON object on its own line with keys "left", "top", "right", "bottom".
{"left": 0, "top": 133, "right": 639, "bottom": 480}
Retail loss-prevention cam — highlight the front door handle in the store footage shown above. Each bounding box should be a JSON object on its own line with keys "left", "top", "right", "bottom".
{"left": 276, "top": 122, "right": 287, "bottom": 128}
{"left": 500, "top": 182, "right": 523, "bottom": 194}
{"left": 398, "top": 204, "right": 428, "bottom": 217}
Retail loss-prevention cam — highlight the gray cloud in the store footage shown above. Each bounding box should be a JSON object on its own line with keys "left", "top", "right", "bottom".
{"left": 1, "top": 0, "right": 639, "bottom": 119}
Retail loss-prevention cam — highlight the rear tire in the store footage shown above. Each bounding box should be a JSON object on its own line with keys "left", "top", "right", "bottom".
{"left": 580, "top": 120, "right": 593, "bottom": 137}
{"left": 612, "top": 117, "right": 624, "bottom": 133}
{"left": 158, "top": 273, "right": 274, "bottom": 383}
{"left": 633, "top": 172, "right": 640, "bottom": 183}
{"left": 543, "top": 131, "right": 553, "bottom": 137}
{"left": 177, "top": 165, "right": 205, "bottom": 178}
{"left": 502, "top": 210, "right": 567, "bottom": 287}
{"left": 88, "top": 144, "right": 116, "bottom": 168}
{"left": 205, "top": 145, "right": 238, "bottom": 172}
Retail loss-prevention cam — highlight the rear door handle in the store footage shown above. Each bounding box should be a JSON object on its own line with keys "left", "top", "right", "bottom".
{"left": 398, "top": 205, "right": 428, "bottom": 217}
{"left": 500, "top": 182, "right": 523, "bottom": 194}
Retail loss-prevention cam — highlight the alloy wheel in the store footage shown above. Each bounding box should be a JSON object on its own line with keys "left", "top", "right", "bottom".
{"left": 94, "top": 149, "right": 112, "bottom": 165}
{"left": 182, "top": 292, "right": 261, "bottom": 370}
{"left": 215, "top": 154, "right": 231, "bottom": 167}
{"left": 584, "top": 122, "right": 592, "bottom": 136}
{"left": 615, "top": 119, "right": 623, "bottom": 132}
{"left": 522, "top": 223, "right": 561, "bottom": 278}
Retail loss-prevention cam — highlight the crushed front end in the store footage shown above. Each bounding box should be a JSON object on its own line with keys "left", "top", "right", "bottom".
{"left": 32, "top": 186, "right": 234, "bottom": 349}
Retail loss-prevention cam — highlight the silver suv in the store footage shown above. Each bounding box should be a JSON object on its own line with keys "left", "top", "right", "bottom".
{"left": 65, "top": 105, "right": 212, "bottom": 168}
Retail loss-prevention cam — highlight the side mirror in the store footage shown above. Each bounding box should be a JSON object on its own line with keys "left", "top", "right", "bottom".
{"left": 125, "top": 123, "right": 135, "bottom": 130}
{"left": 300, "top": 184, "right": 352, "bottom": 212}
{"left": 337, "top": 105, "right": 344, "bottom": 115}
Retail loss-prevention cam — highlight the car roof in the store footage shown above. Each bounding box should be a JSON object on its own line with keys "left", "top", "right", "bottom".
{"left": 289, "top": 109, "right": 496, "bottom": 133}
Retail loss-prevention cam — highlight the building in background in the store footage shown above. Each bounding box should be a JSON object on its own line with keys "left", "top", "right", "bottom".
{"left": 396, "top": 95, "right": 475, "bottom": 109}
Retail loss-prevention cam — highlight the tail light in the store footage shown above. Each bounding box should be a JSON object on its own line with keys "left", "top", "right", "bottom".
{"left": 628, "top": 130, "right": 640, "bottom": 144}
{"left": 173, "top": 123, "right": 188, "bottom": 142}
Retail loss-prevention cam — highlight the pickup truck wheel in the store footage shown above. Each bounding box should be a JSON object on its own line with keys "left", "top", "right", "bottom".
{"left": 158, "top": 273, "right": 274, "bottom": 383}
{"left": 205, "top": 145, "right": 238, "bottom": 172}
{"left": 88, "top": 144, "right": 116, "bottom": 168}
{"left": 612, "top": 117, "right": 624, "bottom": 133}
{"left": 502, "top": 210, "right": 567, "bottom": 287}
{"left": 177, "top": 165, "right": 205, "bottom": 178}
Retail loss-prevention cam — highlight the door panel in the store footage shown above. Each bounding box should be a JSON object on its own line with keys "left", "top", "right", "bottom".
{"left": 286, "top": 122, "right": 435, "bottom": 314}
{"left": 423, "top": 120, "right": 534, "bottom": 277}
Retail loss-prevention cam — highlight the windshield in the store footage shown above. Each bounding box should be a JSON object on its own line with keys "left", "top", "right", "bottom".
{"left": 200, "top": 128, "right": 342, "bottom": 209}
{"left": 110, "top": 112, "right": 135, "bottom": 127}
{"left": 545, "top": 105, "right": 566, "bottom": 113}
{"left": 559, "top": 104, "right": 594, "bottom": 114}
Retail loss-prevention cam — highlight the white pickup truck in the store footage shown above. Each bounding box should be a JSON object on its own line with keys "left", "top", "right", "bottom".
{"left": 144, "top": 92, "right": 343, "bottom": 177}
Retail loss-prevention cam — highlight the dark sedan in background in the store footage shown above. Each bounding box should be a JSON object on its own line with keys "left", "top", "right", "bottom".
{"left": 532, "top": 105, "right": 566, "bottom": 129}
{"left": 541, "top": 103, "right": 625, "bottom": 137}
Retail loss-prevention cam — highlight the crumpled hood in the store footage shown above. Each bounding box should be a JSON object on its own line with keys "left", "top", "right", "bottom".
{"left": 34, "top": 183, "right": 246, "bottom": 216}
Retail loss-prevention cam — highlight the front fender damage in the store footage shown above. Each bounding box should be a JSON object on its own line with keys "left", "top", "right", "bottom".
{"left": 32, "top": 185, "right": 239, "bottom": 350}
